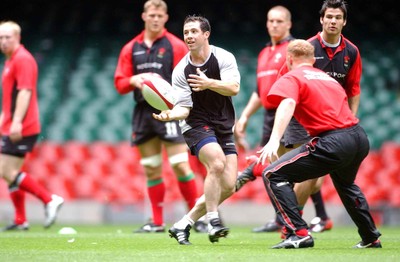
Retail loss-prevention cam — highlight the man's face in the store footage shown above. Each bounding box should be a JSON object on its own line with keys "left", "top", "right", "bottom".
{"left": 0, "top": 24, "right": 19, "bottom": 56}
{"left": 320, "top": 8, "right": 346, "bottom": 36}
{"left": 142, "top": 5, "right": 168, "bottom": 34}
{"left": 183, "top": 21, "right": 209, "bottom": 51}
{"left": 267, "top": 9, "right": 291, "bottom": 42}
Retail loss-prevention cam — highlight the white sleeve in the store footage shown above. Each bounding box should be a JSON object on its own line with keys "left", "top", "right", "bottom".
{"left": 215, "top": 47, "right": 241, "bottom": 84}
{"left": 172, "top": 56, "right": 193, "bottom": 108}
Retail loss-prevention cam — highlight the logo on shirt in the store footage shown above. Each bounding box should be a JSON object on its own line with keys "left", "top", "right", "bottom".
{"left": 274, "top": 53, "right": 282, "bottom": 63}
{"left": 137, "top": 62, "right": 163, "bottom": 70}
{"left": 303, "top": 69, "right": 337, "bottom": 82}
{"left": 203, "top": 125, "right": 210, "bottom": 132}
{"left": 198, "top": 68, "right": 207, "bottom": 74}
{"left": 157, "top": 47, "right": 166, "bottom": 58}
{"left": 133, "top": 51, "right": 146, "bottom": 56}
{"left": 17, "top": 145, "right": 28, "bottom": 150}
{"left": 343, "top": 55, "right": 350, "bottom": 70}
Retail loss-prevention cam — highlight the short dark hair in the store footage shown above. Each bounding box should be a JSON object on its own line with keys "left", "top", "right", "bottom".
{"left": 319, "top": 0, "right": 347, "bottom": 20}
{"left": 183, "top": 15, "right": 211, "bottom": 34}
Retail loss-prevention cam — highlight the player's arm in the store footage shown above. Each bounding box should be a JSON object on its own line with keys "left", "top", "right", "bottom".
{"left": 152, "top": 105, "right": 190, "bottom": 121}
{"left": 10, "top": 89, "right": 32, "bottom": 142}
{"left": 345, "top": 48, "right": 362, "bottom": 115}
{"left": 348, "top": 94, "right": 360, "bottom": 115}
{"left": 188, "top": 68, "right": 240, "bottom": 96}
{"left": 114, "top": 44, "right": 137, "bottom": 95}
{"left": 235, "top": 92, "right": 262, "bottom": 135}
{"left": 258, "top": 98, "right": 295, "bottom": 165}
{"left": 158, "top": 62, "right": 194, "bottom": 122}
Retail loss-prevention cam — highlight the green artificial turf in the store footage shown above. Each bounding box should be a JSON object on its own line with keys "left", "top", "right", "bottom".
{"left": 0, "top": 225, "right": 398, "bottom": 262}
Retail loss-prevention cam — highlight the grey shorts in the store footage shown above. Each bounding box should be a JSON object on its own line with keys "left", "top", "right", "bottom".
{"left": 260, "top": 109, "right": 276, "bottom": 146}
{"left": 283, "top": 118, "right": 310, "bottom": 148}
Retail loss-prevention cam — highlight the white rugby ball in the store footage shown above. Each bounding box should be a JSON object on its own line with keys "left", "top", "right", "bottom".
{"left": 142, "top": 75, "right": 175, "bottom": 111}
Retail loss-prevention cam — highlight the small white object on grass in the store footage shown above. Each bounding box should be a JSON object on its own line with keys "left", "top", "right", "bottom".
{"left": 58, "top": 227, "right": 77, "bottom": 235}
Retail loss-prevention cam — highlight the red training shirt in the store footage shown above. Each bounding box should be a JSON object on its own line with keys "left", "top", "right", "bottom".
{"left": 257, "top": 37, "right": 294, "bottom": 109}
{"left": 267, "top": 65, "right": 358, "bottom": 136}
{"left": 114, "top": 29, "right": 188, "bottom": 103}
{"left": 1, "top": 45, "right": 40, "bottom": 136}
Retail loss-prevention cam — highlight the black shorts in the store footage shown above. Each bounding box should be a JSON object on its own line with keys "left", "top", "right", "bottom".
{"left": 260, "top": 109, "right": 276, "bottom": 146}
{"left": 183, "top": 124, "right": 237, "bottom": 156}
{"left": 131, "top": 103, "right": 185, "bottom": 145}
{"left": 1, "top": 135, "right": 38, "bottom": 157}
{"left": 283, "top": 118, "right": 310, "bottom": 148}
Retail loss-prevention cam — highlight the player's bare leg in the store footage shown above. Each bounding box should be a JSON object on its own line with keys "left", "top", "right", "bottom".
{"left": 169, "top": 146, "right": 237, "bottom": 244}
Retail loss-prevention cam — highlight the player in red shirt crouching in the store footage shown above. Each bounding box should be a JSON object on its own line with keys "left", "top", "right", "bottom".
{"left": 240, "top": 39, "right": 381, "bottom": 249}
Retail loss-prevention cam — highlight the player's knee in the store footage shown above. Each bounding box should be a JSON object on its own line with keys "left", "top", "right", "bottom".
{"left": 0, "top": 166, "right": 19, "bottom": 184}
{"left": 0, "top": 160, "right": 6, "bottom": 179}
{"left": 140, "top": 154, "right": 162, "bottom": 168}
{"left": 169, "top": 152, "right": 191, "bottom": 175}
{"left": 169, "top": 152, "right": 189, "bottom": 167}
{"left": 140, "top": 154, "right": 162, "bottom": 178}
{"left": 208, "top": 159, "right": 226, "bottom": 175}
{"left": 313, "top": 177, "right": 325, "bottom": 192}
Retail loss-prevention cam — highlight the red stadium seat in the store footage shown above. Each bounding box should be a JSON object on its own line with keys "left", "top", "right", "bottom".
{"left": 45, "top": 176, "right": 75, "bottom": 200}
{"left": 55, "top": 158, "right": 83, "bottom": 180}
{"left": 380, "top": 142, "right": 400, "bottom": 165}
{"left": 188, "top": 154, "right": 207, "bottom": 179}
{"left": 111, "top": 158, "right": 144, "bottom": 179}
{"left": 100, "top": 175, "right": 145, "bottom": 204}
{"left": 81, "top": 158, "right": 111, "bottom": 179}
{"left": 114, "top": 141, "right": 141, "bottom": 162}
{"left": 0, "top": 181, "right": 10, "bottom": 199}
{"left": 90, "top": 141, "right": 117, "bottom": 162}
{"left": 62, "top": 141, "right": 91, "bottom": 162}
{"left": 33, "top": 141, "right": 64, "bottom": 162}
{"left": 23, "top": 158, "right": 57, "bottom": 179}
{"left": 363, "top": 185, "right": 388, "bottom": 207}
{"left": 73, "top": 175, "right": 100, "bottom": 199}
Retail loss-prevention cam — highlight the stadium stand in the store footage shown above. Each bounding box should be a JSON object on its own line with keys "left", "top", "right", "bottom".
{"left": 1, "top": 0, "right": 400, "bottom": 224}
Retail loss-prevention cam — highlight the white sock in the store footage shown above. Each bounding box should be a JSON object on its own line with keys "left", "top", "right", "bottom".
{"left": 173, "top": 215, "right": 194, "bottom": 230}
{"left": 206, "top": 211, "right": 219, "bottom": 221}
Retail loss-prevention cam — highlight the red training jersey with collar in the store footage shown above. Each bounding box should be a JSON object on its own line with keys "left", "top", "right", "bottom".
{"left": 257, "top": 36, "right": 294, "bottom": 109}
{"left": 308, "top": 33, "right": 361, "bottom": 98}
{"left": 267, "top": 65, "right": 359, "bottom": 137}
{"left": 1, "top": 45, "right": 40, "bottom": 136}
{"left": 114, "top": 29, "right": 188, "bottom": 104}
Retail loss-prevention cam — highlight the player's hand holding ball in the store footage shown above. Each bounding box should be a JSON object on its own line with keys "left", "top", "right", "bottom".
{"left": 153, "top": 110, "right": 173, "bottom": 121}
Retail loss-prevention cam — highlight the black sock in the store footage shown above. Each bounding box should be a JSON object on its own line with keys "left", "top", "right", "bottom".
{"left": 311, "top": 190, "right": 328, "bottom": 220}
